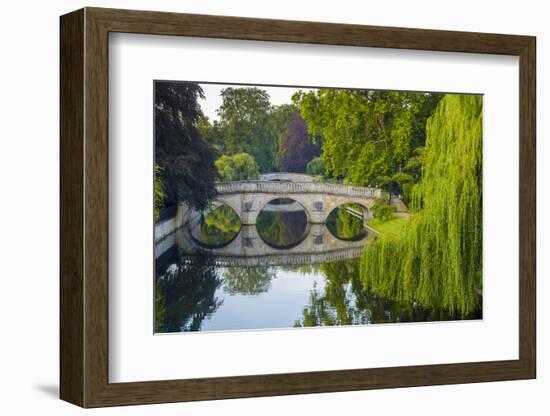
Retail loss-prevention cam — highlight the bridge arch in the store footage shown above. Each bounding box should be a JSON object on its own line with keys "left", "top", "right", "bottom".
{"left": 325, "top": 201, "right": 371, "bottom": 241}
{"left": 324, "top": 200, "right": 373, "bottom": 223}
{"left": 256, "top": 197, "right": 311, "bottom": 250}
{"left": 187, "top": 202, "right": 242, "bottom": 249}
{"left": 178, "top": 180, "right": 382, "bottom": 227}
{"left": 257, "top": 197, "right": 311, "bottom": 222}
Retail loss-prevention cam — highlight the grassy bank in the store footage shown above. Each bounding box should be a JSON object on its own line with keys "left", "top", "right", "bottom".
{"left": 367, "top": 216, "right": 408, "bottom": 237}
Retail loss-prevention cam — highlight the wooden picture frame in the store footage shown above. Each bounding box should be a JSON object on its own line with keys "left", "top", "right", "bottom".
{"left": 60, "top": 7, "right": 536, "bottom": 408}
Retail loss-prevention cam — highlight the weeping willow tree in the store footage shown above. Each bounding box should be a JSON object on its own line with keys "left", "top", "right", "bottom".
{"left": 360, "top": 95, "right": 482, "bottom": 317}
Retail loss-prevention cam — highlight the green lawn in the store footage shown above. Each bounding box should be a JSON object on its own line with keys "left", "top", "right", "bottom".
{"left": 367, "top": 216, "right": 409, "bottom": 237}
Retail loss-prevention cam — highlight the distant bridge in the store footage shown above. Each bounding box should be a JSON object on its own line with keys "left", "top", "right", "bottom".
{"left": 204, "top": 179, "right": 381, "bottom": 225}
{"left": 259, "top": 172, "right": 318, "bottom": 182}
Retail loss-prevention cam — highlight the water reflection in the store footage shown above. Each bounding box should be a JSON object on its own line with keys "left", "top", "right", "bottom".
{"left": 292, "top": 258, "right": 470, "bottom": 327}
{"left": 223, "top": 267, "right": 275, "bottom": 295}
{"left": 154, "top": 197, "right": 480, "bottom": 333}
{"left": 155, "top": 252, "right": 223, "bottom": 333}
{"left": 256, "top": 198, "right": 309, "bottom": 249}
{"left": 326, "top": 203, "right": 367, "bottom": 241}
{"left": 190, "top": 204, "right": 241, "bottom": 248}
{"left": 154, "top": 251, "right": 479, "bottom": 332}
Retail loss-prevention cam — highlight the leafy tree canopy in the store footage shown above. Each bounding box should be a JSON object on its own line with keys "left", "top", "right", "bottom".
{"left": 216, "top": 87, "right": 276, "bottom": 172}
{"left": 154, "top": 82, "right": 218, "bottom": 210}
{"left": 306, "top": 156, "right": 325, "bottom": 176}
{"left": 196, "top": 116, "right": 225, "bottom": 157}
{"left": 215, "top": 152, "right": 260, "bottom": 181}
{"left": 293, "top": 89, "right": 441, "bottom": 196}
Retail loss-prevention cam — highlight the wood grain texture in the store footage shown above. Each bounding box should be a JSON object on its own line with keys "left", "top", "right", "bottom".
{"left": 59, "top": 8, "right": 84, "bottom": 407}
{"left": 59, "top": 7, "right": 537, "bottom": 408}
{"left": 518, "top": 38, "right": 537, "bottom": 376}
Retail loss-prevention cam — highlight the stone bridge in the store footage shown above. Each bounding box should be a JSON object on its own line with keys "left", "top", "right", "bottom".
{"left": 203, "top": 180, "right": 381, "bottom": 225}
{"left": 259, "top": 172, "right": 318, "bottom": 182}
{"left": 155, "top": 224, "right": 371, "bottom": 268}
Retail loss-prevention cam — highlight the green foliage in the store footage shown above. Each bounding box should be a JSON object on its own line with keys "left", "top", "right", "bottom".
{"left": 217, "top": 87, "right": 276, "bottom": 172}
{"left": 306, "top": 156, "right": 325, "bottom": 176}
{"left": 215, "top": 152, "right": 260, "bottom": 181}
{"left": 196, "top": 116, "right": 225, "bottom": 156}
{"left": 390, "top": 172, "right": 414, "bottom": 203}
{"left": 391, "top": 172, "right": 414, "bottom": 185}
{"left": 404, "top": 146, "right": 425, "bottom": 181}
{"left": 294, "top": 90, "right": 441, "bottom": 190}
{"left": 361, "top": 95, "right": 483, "bottom": 317}
{"left": 154, "top": 165, "right": 165, "bottom": 222}
{"left": 154, "top": 82, "right": 218, "bottom": 211}
{"left": 372, "top": 202, "right": 397, "bottom": 222}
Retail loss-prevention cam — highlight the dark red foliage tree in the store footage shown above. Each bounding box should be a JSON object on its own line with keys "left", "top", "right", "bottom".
{"left": 279, "top": 113, "right": 321, "bottom": 173}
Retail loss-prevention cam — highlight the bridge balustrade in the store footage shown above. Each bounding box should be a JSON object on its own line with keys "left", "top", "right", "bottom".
{"left": 180, "top": 246, "right": 364, "bottom": 267}
{"left": 215, "top": 181, "right": 380, "bottom": 199}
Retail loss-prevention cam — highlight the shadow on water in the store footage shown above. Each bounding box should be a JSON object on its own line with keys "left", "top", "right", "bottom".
{"left": 155, "top": 251, "right": 223, "bottom": 333}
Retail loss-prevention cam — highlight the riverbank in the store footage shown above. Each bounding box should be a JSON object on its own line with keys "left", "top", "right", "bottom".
{"left": 367, "top": 215, "right": 409, "bottom": 237}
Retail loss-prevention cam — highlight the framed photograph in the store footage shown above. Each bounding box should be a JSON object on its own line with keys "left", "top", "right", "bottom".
{"left": 60, "top": 7, "right": 536, "bottom": 407}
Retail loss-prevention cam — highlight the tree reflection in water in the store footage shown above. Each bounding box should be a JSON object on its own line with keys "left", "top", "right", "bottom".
{"left": 223, "top": 267, "right": 276, "bottom": 296}
{"left": 155, "top": 252, "right": 223, "bottom": 332}
{"left": 192, "top": 204, "right": 241, "bottom": 247}
{"left": 293, "top": 259, "right": 369, "bottom": 327}
{"left": 325, "top": 203, "right": 367, "bottom": 241}
{"left": 293, "top": 258, "right": 480, "bottom": 328}
{"left": 256, "top": 199, "right": 309, "bottom": 248}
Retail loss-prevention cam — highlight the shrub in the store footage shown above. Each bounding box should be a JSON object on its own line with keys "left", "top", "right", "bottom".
{"left": 306, "top": 157, "right": 325, "bottom": 176}
{"left": 372, "top": 197, "right": 397, "bottom": 222}
{"left": 215, "top": 152, "right": 260, "bottom": 181}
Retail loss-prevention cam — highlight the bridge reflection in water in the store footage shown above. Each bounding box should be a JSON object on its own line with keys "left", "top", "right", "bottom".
{"left": 156, "top": 224, "right": 369, "bottom": 268}
{"left": 156, "top": 196, "right": 371, "bottom": 268}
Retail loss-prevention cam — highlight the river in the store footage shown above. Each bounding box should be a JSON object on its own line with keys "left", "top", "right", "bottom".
{"left": 154, "top": 199, "right": 463, "bottom": 333}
